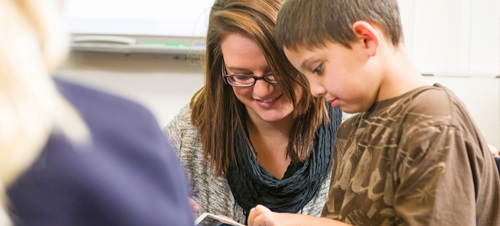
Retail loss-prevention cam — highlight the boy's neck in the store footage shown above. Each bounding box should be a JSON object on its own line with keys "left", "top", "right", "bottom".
{"left": 376, "top": 44, "right": 428, "bottom": 102}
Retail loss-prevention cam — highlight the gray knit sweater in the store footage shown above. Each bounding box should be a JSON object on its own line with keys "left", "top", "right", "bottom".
{"left": 164, "top": 105, "right": 332, "bottom": 224}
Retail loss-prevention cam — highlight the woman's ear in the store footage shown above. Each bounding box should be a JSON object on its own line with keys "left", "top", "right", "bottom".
{"left": 352, "top": 21, "right": 380, "bottom": 56}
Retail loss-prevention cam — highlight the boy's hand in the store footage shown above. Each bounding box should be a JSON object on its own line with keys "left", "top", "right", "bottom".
{"left": 248, "top": 205, "right": 277, "bottom": 226}
{"left": 248, "top": 205, "right": 352, "bottom": 226}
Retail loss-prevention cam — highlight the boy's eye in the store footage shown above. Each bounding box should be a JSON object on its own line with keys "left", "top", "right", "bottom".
{"left": 312, "top": 64, "right": 323, "bottom": 74}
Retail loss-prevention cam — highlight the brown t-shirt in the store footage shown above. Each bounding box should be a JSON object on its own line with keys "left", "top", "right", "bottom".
{"left": 322, "top": 84, "right": 500, "bottom": 225}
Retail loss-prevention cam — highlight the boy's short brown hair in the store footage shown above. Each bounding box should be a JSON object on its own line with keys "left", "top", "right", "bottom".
{"left": 275, "top": 0, "right": 404, "bottom": 51}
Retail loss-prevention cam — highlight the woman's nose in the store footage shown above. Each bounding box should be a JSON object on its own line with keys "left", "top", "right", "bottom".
{"left": 252, "top": 79, "right": 274, "bottom": 98}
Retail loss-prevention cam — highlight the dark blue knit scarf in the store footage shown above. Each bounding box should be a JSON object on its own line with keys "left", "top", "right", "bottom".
{"left": 226, "top": 105, "right": 341, "bottom": 220}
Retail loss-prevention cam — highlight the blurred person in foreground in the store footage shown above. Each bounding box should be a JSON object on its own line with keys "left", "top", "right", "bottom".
{"left": 0, "top": 0, "right": 194, "bottom": 225}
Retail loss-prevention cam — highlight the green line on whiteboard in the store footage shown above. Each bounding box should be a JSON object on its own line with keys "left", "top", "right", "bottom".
{"left": 142, "top": 42, "right": 190, "bottom": 47}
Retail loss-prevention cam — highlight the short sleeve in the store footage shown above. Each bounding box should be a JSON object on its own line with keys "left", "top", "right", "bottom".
{"left": 394, "top": 125, "right": 478, "bottom": 225}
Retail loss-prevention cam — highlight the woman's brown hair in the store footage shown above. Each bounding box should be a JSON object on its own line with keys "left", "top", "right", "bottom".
{"left": 191, "top": 0, "right": 328, "bottom": 176}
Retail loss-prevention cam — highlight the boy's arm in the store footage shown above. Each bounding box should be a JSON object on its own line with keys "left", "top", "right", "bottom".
{"left": 248, "top": 205, "right": 351, "bottom": 226}
{"left": 394, "top": 125, "right": 499, "bottom": 225}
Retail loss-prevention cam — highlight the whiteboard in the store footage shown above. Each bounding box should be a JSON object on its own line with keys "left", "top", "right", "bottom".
{"left": 63, "top": 0, "right": 214, "bottom": 37}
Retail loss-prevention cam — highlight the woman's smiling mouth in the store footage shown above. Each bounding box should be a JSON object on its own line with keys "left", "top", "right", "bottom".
{"left": 254, "top": 94, "right": 283, "bottom": 108}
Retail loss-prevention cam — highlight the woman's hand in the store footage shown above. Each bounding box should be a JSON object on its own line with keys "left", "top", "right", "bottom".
{"left": 189, "top": 197, "right": 200, "bottom": 217}
{"left": 488, "top": 144, "right": 499, "bottom": 157}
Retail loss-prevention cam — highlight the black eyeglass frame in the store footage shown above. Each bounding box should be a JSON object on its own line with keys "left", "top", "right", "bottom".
{"left": 221, "top": 61, "right": 277, "bottom": 87}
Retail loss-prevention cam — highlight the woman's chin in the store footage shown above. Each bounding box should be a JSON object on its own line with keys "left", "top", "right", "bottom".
{"left": 256, "top": 111, "right": 292, "bottom": 123}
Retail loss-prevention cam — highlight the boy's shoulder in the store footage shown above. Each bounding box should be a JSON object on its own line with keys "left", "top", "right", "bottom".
{"left": 410, "top": 83, "right": 455, "bottom": 101}
{"left": 403, "top": 83, "right": 463, "bottom": 117}
{"left": 386, "top": 83, "right": 472, "bottom": 131}
{"left": 341, "top": 84, "right": 463, "bottom": 129}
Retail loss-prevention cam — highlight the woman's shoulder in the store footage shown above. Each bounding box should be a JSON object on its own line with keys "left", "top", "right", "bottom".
{"left": 167, "top": 104, "right": 194, "bottom": 131}
{"left": 164, "top": 104, "right": 199, "bottom": 149}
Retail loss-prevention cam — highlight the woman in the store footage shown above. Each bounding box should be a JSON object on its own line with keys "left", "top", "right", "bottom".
{"left": 1, "top": 0, "right": 193, "bottom": 225}
{"left": 165, "top": 0, "right": 343, "bottom": 224}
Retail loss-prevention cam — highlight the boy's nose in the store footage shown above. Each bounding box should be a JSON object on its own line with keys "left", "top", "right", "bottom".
{"left": 310, "top": 82, "right": 327, "bottom": 97}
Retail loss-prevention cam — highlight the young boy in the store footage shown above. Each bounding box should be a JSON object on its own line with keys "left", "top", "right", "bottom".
{"left": 247, "top": 0, "right": 500, "bottom": 225}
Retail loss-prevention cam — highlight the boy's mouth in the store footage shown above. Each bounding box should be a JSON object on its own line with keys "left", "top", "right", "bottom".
{"left": 328, "top": 98, "right": 340, "bottom": 108}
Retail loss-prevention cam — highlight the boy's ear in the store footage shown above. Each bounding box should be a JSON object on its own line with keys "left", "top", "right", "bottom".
{"left": 352, "top": 21, "right": 380, "bottom": 56}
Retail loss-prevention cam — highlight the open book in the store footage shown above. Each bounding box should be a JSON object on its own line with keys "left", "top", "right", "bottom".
{"left": 195, "top": 212, "right": 245, "bottom": 226}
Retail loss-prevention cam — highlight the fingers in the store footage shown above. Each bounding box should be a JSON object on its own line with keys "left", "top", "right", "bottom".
{"left": 189, "top": 198, "right": 200, "bottom": 212}
{"left": 189, "top": 197, "right": 200, "bottom": 218}
{"left": 215, "top": 214, "right": 234, "bottom": 221}
{"left": 488, "top": 144, "right": 499, "bottom": 157}
{"left": 248, "top": 205, "right": 274, "bottom": 226}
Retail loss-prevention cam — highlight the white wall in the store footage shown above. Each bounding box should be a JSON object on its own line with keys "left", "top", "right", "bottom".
{"left": 398, "top": 0, "right": 499, "bottom": 75}
{"left": 58, "top": 53, "right": 500, "bottom": 147}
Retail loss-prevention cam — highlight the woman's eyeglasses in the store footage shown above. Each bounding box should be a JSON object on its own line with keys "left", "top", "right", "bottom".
{"left": 221, "top": 62, "right": 277, "bottom": 87}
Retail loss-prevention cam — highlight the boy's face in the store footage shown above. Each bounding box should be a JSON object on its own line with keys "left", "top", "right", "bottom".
{"left": 284, "top": 41, "right": 381, "bottom": 113}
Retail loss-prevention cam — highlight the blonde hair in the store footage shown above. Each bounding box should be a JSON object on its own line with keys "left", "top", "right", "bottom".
{"left": 0, "top": 0, "right": 88, "bottom": 225}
